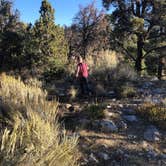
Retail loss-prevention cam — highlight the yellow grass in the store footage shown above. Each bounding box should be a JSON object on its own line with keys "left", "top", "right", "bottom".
{"left": 86, "top": 50, "right": 119, "bottom": 74}
{"left": 0, "top": 73, "right": 79, "bottom": 166}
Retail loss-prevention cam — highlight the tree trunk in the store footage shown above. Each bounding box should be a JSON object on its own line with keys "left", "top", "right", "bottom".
{"left": 135, "top": 34, "right": 143, "bottom": 75}
{"left": 157, "top": 56, "right": 163, "bottom": 80}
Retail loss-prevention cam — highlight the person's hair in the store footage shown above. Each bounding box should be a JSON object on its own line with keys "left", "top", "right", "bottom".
{"left": 77, "top": 56, "right": 83, "bottom": 62}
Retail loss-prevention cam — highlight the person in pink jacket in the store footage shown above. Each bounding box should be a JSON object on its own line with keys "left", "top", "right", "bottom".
{"left": 76, "top": 56, "right": 90, "bottom": 95}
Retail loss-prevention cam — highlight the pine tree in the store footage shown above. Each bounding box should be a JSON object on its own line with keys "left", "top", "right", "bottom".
{"left": 33, "top": 0, "right": 68, "bottom": 70}
{"left": 0, "top": 0, "right": 24, "bottom": 70}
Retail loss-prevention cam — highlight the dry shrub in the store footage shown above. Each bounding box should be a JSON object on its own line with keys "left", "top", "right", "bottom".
{"left": 115, "top": 83, "right": 137, "bottom": 98}
{"left": 86, "top": 50, "right": 119, "bottom": 75}
{"left": 68, "top": 86, "right": 78, "bottom": 100}
{"left": 0, "top": 73, "right": 46, "bottom": 106}
{"left": 110, "top": 63, "right": 138, "bottom": 82}
{"left": 86, "top": 50, "right": 137, "bottom": 84}
{"left": 137, "top": 102, "right": 166, "bottom": 129}
{"left": 0, "top": 73, "right": 79, "bottom": 166}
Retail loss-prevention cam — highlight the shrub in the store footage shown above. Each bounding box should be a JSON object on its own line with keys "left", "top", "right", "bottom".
{"left": 85, "top": 104, "right": 105, "bottom": 120}
{"left": 0, "top": 73, "right": 79, "bottom": 166}
{"left": 68, "top": 86, "right": 78, "bottom": 100}
{"left": 85, "top": 50, "right": 137, "bottom": 85}
{"left": 115, "top": 83, "right": 137, "bottom": 98}
{"left": 87, "top": 50, "right": 119, "bottom": 75}
{"left": 137, "top": 102, "right": 166, "bottom": 129}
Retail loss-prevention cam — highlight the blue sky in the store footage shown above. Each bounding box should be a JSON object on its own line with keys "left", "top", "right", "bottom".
{"left": 14, "top": 0, "right": 105, "bottom": 26}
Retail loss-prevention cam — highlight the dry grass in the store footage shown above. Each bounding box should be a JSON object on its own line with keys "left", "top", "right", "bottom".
{"left": 137, "top": 102, "right": 166, "bottom": 130}
{"left": 86, "top": 50, "right": 137, "bottom": 84}
{"left": 0, "top": 73, "right": 79, "bottom": 166}
{"left": 68, "top": 86, "right": 78, "bottom": 100}
{"left": 86, "top": 50, "right": 119, "bottom": 75}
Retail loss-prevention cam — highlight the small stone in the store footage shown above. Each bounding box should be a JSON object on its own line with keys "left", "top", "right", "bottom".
{"left": 106, "top": 105, "right": 111, "bottom": 109}
{"left": 66, "top": 104, "right": 72, "bottom": 109}
{"left": 144, "top": 125, "right": 160, "bottom": 142}
{"left": 160, "top": 154, "right": 166, "bottom": 159}
{"left": 124, "top": 154, "right": 130, "bottom": 159}
{"left": 100, "top": 120, "right": 118, "bottom": 132}
{"left": 59, "top": 93, "right": 65, "bottom": 96}
{"left": 104, "top": 111, "right": 119, "bottom": 118}
{"left": 79, "top": 119, "right": 90, "bottom": 128}
{"left": 89, "top": 153, "right": 99, "bottom": 163}
{"left": 119, "top": 104, "right": 123, "bottom": 108}
{"left": 122, "top": 108, "right": 136, "bottom": 115}
{"left": 91, "top": 120, "right": 100, "bottom": 130}
{"left": 98, "top": 152, "right": 110, "bottom": 160}
{"left": 123, "top": 115, "right": 138, "bottom": 122}
{"left": 138, "top": 152, "right": 144, "bottom": 156}
{"left": 116, "top": 149, "right": 124, "bottom": 155}
{"left": 147, "top": 150, "right": 158, "bottom": 158}
{"left": 128, "top": 134, "right": 137, "bottom": 140}
{"left": 117, "top": 121, "right": 127, "bottom": 130}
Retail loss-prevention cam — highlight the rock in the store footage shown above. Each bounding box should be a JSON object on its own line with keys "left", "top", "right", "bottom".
{"left": 160, "top": 154, "right": 166, "bottom": 159}
{"left": 119, "top": 104, "right": 123, "bottom": 108}
{"left": 104, "top": 110, "right": 119, "bottom": 119}
{"left": 147, "top": 149, "right": 158, "bottom": 158}
{"left": 100, "top": 120, "right": 118, "bottom": 132}
{"left": 127, "top": 134, "right": 137, "bottom": 140}
{"left": 152, "top": 88, "right": 163, "bottom": 94}
{"left": 138, "top": 152, "right": 144, "bottom": 156}
{"left": 116, "top": 149, "right": 124, "bottom": 155}
{"left": 59, "top": 93, "right": 65, "bottom": 96}
{"left": 95, "top": 84, "right": 106, "bottom": 96}
{"left": 144, "top": 125, "right": 160, "bottom": 142}
{"left": 91, "top": 120, "right": 100, "bottom": 129}
{"left": 65, "top": 103, "right": 72, "bottom": 108}
{"left": 79, "top": 118, "right": 90, "bottom": 128}
{"left": 98, "top": 152, "right": 110, "bottom": 160}
{"left": 124, "top": 154, "right": 130, "bottom": 159}
{"left": 142, "top": 82, "right": 153, "bottom": 89}
{"left": 112, "top": 98, "right": 116, "bottom": 102}
{"left": 108, "top": 91, "right": 115, "bottom": 95}
{"left": 123, "top": 115, "right": 138, "bottom": 122}
{"left": 106, "top": 105, "right": 111, "bottom": 109}
{"left": 107, "top": 91, "right": 116, "bottom": 98}
{"left": 142, "top": 141, "right": 154, "bottom": 150}
{"left": 117, "top": 120, "right": 127, "bottom": 130}
{"left": 89, "top": 153, "right": 99, "bottom": 163}
{"left": 122, "top": 108, "right": 136, "bottom": 115}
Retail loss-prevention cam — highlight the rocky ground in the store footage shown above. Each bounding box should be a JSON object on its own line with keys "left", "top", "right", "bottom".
{"left": 47, "top": 79, "right": 166, "bottom": 166}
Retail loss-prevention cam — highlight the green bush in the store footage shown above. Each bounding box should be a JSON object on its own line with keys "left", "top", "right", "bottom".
{"left": 85, "top": 104, "right": 105, "bottom": 120}
{"left": 43, "top": 66, "right": 66, "bottom": 81}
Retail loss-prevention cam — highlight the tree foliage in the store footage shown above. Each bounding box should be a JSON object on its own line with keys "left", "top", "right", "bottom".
{"left": 0, "top": 0, "right": 25, "bottom": 70}
{"left": 66, "top": 2, "right": 110, "bottom": 58}
{"left": 33, "top": 0, "right": 68, "bottom": 71}
{"left": 103, "top": 0, "right": 166, "bottom": 76}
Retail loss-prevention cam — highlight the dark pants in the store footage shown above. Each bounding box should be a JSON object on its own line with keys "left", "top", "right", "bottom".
{"left": 79, "top": 77, "right": 90, "bottom": 94}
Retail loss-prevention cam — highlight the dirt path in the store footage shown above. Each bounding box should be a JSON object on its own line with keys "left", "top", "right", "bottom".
{"left": 48, "top": 79, "right": 166, "bottom": 166}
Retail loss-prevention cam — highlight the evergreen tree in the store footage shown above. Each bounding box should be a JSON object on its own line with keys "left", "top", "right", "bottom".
{"left": 0, "top": 0, "right": 25, "bottom": 70}
{"left": 33, "top": 0, "right": 68, "bottom": 71}
{"left": 103, "top": 0, "right": 166, "bottom": 75}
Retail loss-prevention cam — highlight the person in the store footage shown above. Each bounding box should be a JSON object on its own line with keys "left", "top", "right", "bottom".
{"left": 76, "top": 56, "right": 90, "bottom": 95}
